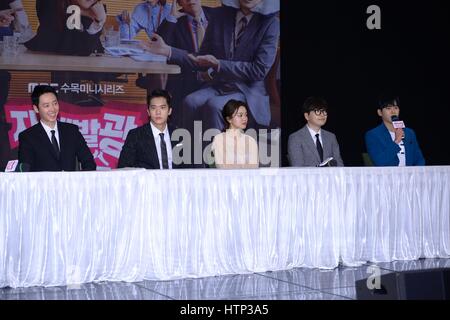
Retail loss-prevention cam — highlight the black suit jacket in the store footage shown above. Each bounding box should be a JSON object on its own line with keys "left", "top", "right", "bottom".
{"left": 24, "top": 0, "right": 103, "bottom": 56}
{"left": 18, "top": 122, "right": 96, "bottom": 172}
{"left": 118, "top": 123, "right": 187, "bottom": 169}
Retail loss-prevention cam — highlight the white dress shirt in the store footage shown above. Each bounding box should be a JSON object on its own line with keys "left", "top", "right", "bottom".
{"left": 150, "top": 122, "right": 173, "bottom": 169}
{"left": 40, "top": 121, "right": 60, "bottom": 146}
{"left": 389, "top": 131, "right": 406, "bottom": 166}
{"left": 307, "top": 125, "right": 323, "bottom": 146}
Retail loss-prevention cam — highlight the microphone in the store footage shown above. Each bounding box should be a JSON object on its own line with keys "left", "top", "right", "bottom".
{"left": 391, "top": 115, "right": 405, "bottom": 129}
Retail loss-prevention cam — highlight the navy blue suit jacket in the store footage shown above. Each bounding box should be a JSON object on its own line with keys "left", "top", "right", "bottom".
{"left": 157, "top": 7, "right": 214, "bottom": 110}
{"left": 365, "top": 123, "right": 425, "bottom": 166}
{"left": 170, "top": 5, "right": 280, "bottom": 126}
{"left": 157, "top": 7, "right": 215, "bottom": 59}
{"left": 25, "top": 0, "right": 103, "bottom": 56}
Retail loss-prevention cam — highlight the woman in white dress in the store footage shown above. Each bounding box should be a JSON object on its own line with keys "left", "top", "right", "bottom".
{"left": 211, "top": 99, "right": 259, "bottom": 169}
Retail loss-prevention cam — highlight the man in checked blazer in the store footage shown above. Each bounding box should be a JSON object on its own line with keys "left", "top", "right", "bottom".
{"left": 287, "top": 96, "right": 344, "bottom": 167}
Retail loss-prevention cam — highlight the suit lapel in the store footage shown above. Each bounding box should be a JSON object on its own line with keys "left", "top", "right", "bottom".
{"left": 58, "top": 122, "right": 67, "bottom": 162}
{"left": 403, "top": 130, "right": 411, "bottom": 165}
{"left": 381, "top": 124, "right": 394, "bottom": 147}
{"left": 168, "top": 126, "right": 179, "bottom": 168}
{"left": 223, "top": 8, "right": 236, "bottom": 59}
{"left": 168, "top": 125, "right": 177, "bottom": 150}
{"left": 234, "top": 13, "right": 260, "bottom": 57}
{"left": 321, "top": 131, "right": 331, "bottom": 159}
{"left": 301, "top": 126, "right": 321, "bottom": 163}
{"left": 37, "top": 122, "right": 59, "bottom": 161}
{"left": 143, "top": 124, "right": 161, "bottom": 169}
{"left": 180, "top": 17, "right": 195, "bottom": 52}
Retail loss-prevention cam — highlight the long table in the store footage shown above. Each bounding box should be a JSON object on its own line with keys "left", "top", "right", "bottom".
{"left": 1, "top": 166, "right": 449, "bottom": 288}
{"left": 0, "top": 47, "right": 180, "bottom": 74}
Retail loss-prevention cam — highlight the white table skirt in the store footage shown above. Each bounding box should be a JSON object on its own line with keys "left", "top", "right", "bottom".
{"left": 1, "top": 166, "right": 449, "bottom": 288}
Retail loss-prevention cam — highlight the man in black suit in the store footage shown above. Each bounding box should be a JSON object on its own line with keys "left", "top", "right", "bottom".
{"left": 24, "top": 0, "right": 105, "bottom": 56}
{"left": 18, "top": 85, "right": 96, "bottom": 172}
{"left": 118, "top": 89, "right": 187, "bottom": 169}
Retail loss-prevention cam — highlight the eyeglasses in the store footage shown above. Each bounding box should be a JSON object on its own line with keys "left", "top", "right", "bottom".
{"left": 313, "top": 109, "right": 328, "bottom": 116}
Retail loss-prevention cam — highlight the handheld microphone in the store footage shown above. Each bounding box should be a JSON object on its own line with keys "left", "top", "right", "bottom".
{"left": 391, "top": 115, "right": 405, "bottom": 129}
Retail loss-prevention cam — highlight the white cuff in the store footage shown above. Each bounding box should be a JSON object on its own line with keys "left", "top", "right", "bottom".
{"left": 166, "top": 15, "right": 178, "bottom": 23}
{"left": 86, "top": 20, "right": 105, "bottom": 35}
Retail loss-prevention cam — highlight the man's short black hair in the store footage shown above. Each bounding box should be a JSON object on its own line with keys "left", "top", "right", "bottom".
{"left": 31, "top": 85, "right": 58, "bottom": 107}
{"left": 147, "top": 89, "right": 172, "bottom": 108}
{"left": 302, "top": 96, "right": 328, "bottom": 114}
{"left": 377, "top": 93, "right": 400, "bottom": 110}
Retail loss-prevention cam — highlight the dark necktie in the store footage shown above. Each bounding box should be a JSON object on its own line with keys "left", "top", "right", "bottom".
{"left": 315, "top": 133, "right": 323, "bottom": 162}
{"left": 51, "top": 130, "right": 60, "bottom": 158}
{"left": 235, "top": 16, "right": 248, "bottom": 49}
{"left": 159, "top": 132, "right": 169, "bottom": 169}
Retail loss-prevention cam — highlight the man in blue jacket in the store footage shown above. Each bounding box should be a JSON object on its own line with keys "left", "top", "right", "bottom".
{"left": 365, "top": 95, "right": 425, "bottom": 166}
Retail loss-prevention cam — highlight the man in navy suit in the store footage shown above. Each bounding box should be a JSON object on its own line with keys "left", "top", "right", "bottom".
{"left": 365, "top": 95, "right": 425, "bottom": 166}
{"left": 118, "top": 89, "right": 187, "bottom": 169}
{"left": 143, "top": 0, "right": 280, "bottom": 132}
{"left": 18, "top": 85, "right": 96, "bottom": 171}
{"left": 150, "top": 0, "right": 214, "bottom": 127}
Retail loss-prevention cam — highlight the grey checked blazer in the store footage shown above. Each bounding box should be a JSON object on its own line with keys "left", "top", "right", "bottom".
{"left": 287, "top": 125, "right": 344, "bottom": 167}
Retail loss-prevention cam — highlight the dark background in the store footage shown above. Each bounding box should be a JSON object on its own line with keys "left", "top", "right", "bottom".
{"left": 281, "top": 0, "right": 450, "bottom": 166}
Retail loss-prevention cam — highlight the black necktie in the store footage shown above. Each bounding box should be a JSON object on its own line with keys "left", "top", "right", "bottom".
{"left": 315, "top": 133, "right": 323, "bottom": 162}
{"left": 51, "top": 130, "right": 60, "bottom": 158}
{"left": 159, "top": 132, "right": 169, "bottom": 169}
{"left": 235, "top": 16, "right": 247, "bottom": 49}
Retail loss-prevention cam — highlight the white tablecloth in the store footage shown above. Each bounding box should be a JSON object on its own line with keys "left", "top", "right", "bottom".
{"left": 1, "top": 167, "right": 449, "bottom": 288}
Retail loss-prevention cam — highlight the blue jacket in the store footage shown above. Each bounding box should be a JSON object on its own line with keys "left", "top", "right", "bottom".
{"left": 365, "top": 123, "right": 425, "bottom": 166}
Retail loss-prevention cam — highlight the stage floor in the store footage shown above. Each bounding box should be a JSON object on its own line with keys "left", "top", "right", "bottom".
{"left": 1, "top": 258, "right": 449, "bottom": 300}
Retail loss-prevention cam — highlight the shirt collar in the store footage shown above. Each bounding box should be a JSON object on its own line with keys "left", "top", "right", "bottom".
{"left": 306, "top": 124, "right": 321, "bottom": 138}
{"left": 237, "top": 10, "right": 254, "bottom": 24}
{"left": 187, "top": 10, "right": 207, "bottom": 26}
{"left": 40, "top": 121, "right": 58, "bottom": 134}
{"left": 149, "top": 121, "right": 169, "bottom": 137}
